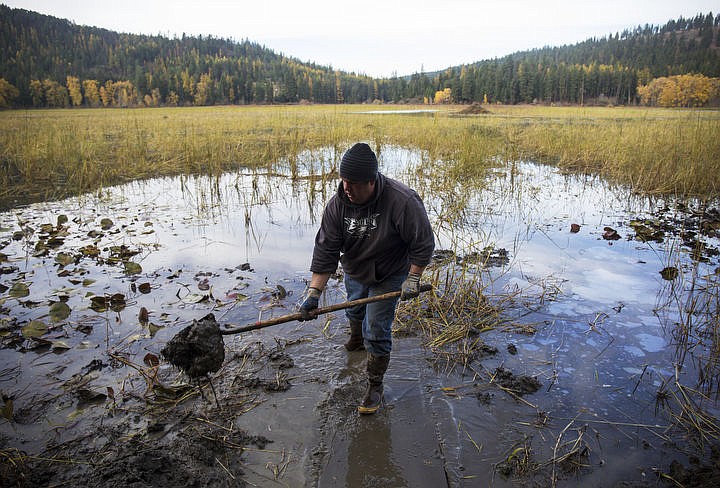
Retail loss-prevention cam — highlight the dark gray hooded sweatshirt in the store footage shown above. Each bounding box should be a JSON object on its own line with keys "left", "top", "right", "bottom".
{"left": 310, "top": 174, "right": 435, "bottom": 285}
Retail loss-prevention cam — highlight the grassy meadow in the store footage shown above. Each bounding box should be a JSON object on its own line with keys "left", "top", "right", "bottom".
{"left": 0, "top": 104, "right": 719, "bottom": 208}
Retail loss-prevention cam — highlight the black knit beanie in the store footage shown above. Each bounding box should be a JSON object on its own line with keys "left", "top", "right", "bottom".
{"left": 340, "top": 143, "right": 378, "bottom": 182}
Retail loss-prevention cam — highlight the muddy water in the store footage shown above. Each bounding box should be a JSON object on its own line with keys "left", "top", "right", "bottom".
{"left": 1, "top": 147, "right": 719, "bottom": 487}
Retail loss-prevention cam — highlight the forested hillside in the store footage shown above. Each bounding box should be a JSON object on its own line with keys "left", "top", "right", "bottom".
{"left": 0, "top": 5, "right": 718, "bottom": 107}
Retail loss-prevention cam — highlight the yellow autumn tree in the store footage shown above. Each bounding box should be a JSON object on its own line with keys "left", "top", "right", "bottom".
{"left": 82, "top": 79, "right": 100, "bottom": 107}
{"left": 181, "top": 70, "right": 195, "bottom": 101}
{"left": 112, "top": 81, "right": 137, "bottom": 107}
{"left": 194, "top": 73, "right": 212, "bottom": 105}
{"left": 98, "top": 80, "right": 137, "bottom": 107}
{"left": 29, "top": 79, "right": 44, "bottom": 106}
{"left": 166, "top": 91, "right": 179, "bottom": 106}
{"left": 99, "top": 83, "right": 112, "bottom": 107}
{"left": 151, "top": 88, "right": 161, "bottom": 106}
{"left": 66, "top": 76, "right": 82, "bottom": 106}
{"left": 42, "top": 79, "right": 68, "bottom": 107}
{"left": 638, "top": 74, "right": 719, "bottom": 107}
{"left": 335, "top": 73, "right": 344, "bottom": 104}
{"left": 434, "top": 87, "right": 452, "bottom": 104}
{"left": 0, "top": 78, "right": 19, "bottom": 108}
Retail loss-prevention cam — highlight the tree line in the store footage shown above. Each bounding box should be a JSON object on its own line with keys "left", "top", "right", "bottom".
{"left": 1, "top": 5, "right": 719, "bottom": 108}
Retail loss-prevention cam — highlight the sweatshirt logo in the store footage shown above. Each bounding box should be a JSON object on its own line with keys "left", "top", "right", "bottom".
{"left": 344, "top": 213, "right": 379, "bottom": 239}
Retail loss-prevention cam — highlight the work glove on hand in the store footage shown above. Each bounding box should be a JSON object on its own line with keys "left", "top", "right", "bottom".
{"left": 299, "top": 287, "right": 321, "bottom": 320}
{"left": 400, "top": 273, "right": 422, "bottom": 300}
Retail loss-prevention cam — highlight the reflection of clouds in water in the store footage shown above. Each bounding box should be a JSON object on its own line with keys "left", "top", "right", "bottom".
{"left": 547, "top": 299, "right": 606, "bottom": 316}
{"left": 574, "top": 266, "right": 649, "bottom": 304}
{"left": 622, "top": 345, "right": 647, "bottom": 358}
{"left": 636, "top": 332, "right": 665, "bottom": 353}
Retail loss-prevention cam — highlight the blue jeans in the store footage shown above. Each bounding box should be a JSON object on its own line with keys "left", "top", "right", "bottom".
{"left": 344, "top": 272, "right": 407, "bottom": 356}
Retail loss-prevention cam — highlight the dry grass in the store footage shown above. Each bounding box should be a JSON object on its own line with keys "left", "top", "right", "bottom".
{"left": 1, "top": 104, "right": 718, "bottom": 208}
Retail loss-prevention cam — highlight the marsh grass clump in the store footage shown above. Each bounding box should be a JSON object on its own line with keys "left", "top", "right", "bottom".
{"left": 395, "top": 250, "right": 519, "bottom": 369}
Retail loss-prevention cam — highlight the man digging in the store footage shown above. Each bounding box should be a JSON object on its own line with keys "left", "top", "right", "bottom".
{"left": 299, "top": 142, "right": 435, "bottom": 414}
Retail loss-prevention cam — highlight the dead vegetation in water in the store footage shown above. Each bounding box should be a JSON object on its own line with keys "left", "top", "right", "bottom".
{"left": 394, "top": 276, "right": 503, "bottom": 371}
{"left": 394, "top": 246, "right": 547, "bottom": 372}
{"left": 483, "top": 362, "right": 720, "bottom": 487}
{"left": 654, "top": 372, "right": 720, "bottom": 449}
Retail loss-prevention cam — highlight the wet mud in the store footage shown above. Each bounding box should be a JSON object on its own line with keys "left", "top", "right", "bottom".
{"left": 161, "top": 313, "right": 226, "bottom": 378}
{"left": 491, "top": 367, "right": 542, "bottom": 396}
{"left": 9, "top": 420, "right": 270, "bottom": 488}
{"left": 2, "top": 338, "right": 294, "bottom": 487}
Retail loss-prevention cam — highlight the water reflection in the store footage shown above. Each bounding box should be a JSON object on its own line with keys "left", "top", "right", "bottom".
{"left": 346, "top": 415, "right": 407, "bottom": 487}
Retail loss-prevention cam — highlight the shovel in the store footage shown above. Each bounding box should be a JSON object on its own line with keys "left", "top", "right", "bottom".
{"left": 221, "top": 283, "right": 433, "bottom": 334}
{"left": 161, "top": 284, "right": 433, "bottom": 378}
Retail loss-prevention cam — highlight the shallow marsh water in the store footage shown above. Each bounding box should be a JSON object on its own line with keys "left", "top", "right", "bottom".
{"left": 1, "top": 147, "right": 719, "bottom": 487}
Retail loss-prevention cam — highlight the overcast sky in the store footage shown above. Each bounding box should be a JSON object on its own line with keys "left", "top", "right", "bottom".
{"left": 3, "top": 0, "right": 717, "bottom": 77}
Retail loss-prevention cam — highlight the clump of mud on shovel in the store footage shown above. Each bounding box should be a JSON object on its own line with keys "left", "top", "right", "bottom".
{"left": 161, "top": 313, "right": 225, "bottom": 378}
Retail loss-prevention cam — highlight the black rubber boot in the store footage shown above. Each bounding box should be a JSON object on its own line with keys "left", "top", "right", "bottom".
{"left": 344, "top": 319, "right": 365, "bottom": 351}
{"left": 358, "top": 354, "right": 390, "bottom": 415}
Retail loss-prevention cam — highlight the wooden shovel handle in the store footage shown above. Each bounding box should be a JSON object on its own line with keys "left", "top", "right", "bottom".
{"left": 220, "top": 283, "right": 433, "bottom": 335}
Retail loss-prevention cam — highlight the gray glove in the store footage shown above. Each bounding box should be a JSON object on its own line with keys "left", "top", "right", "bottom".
{"left": 299, "top": 287, "right": 321, "bottom": 320}
{"left": 400, "top": 273, "right": 421, "bottom": 300}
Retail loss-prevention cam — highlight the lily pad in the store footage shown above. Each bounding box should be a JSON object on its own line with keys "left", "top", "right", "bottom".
{"left": 51, "top": 340, "right": 71, "bottom": 350}
{"left": 182, "top": 293, "right": 208, "bottom": 304}
{"left": 109, "top": 293, "right": 127, "bottom": 312}
{"left": 90, "top": 295, "right": 109, "bottom": 312}
{"left": 49, "top": 302, "right": 72, "bottom": 322}
{"left": 143, "top": 352, "right": 160, "bottom": 367}
{"left": 124, "top": 262, "right": 142, "bottom": 275}
{"left": 138, "top": 306, "right": 149, "bottom": 325}
{"left": 76, "top": 388, "right": 107, "bottom": 404}
{"left": 148, "top": 323, "right": 163, "bottom": 337}
{"left": 79, "top": 245, "right": 100, "bottom": 258}
{"left": 21, "top": 320, "right": 47, "bottom": 338}
{"left": 227, "top": 292, "right": 248, "bottom": 301}
{"left": 46, "top": 236, "right": 65, "bottom": 248}
{"left": 9, "top": 282, "right": 30, "bottom": 298}
{"left": 55, "top": 252, "right": 75, "bottom": 266}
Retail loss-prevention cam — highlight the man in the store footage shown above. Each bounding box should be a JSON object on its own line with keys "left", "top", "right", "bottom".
{"left": 299, "top": 142, "right": 435, "bottom": 415}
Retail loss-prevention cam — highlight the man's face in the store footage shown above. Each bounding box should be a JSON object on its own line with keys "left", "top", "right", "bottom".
{"left": 342, "top": 178, "right": 375, "bottom": 204}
